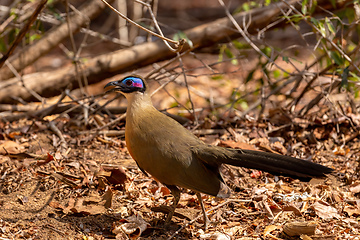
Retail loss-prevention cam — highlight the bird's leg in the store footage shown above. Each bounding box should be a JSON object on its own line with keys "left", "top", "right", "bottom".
{"left": 164, "top": 185, "right": 181, "bottom": 225}
{"left": 196, "top": 192, "right": 210, "bottom": 230}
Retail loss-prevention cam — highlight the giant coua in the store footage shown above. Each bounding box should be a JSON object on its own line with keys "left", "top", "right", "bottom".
{"left": 105, "top": 76, "right": 332, "bottom": 228}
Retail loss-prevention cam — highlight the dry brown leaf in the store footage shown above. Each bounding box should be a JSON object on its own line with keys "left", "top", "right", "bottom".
{"left": 300, "top": 234, "right": 313, "bottom": 240}
{"left": 0, "top": 155, "right": 10, "bottom": 164}
{"left": 283, "top": 221, "right": 317, "bottom": 237}
{"left": 343, "top": 205, "right": 360, "bottom": 217}
{"left": 102, "top": 187, "right": 113, "bottom": 209}
{"left": 113, "top": 214, "right": 150, "bottom": 239}
{"left": 102, "top": 166, "right": 127, "bottom": 186}
{"left": 271, "top": 141, "right": 287, "bottom": 155}
{"left": 263, "top": 224, "right": 278, "bottom": 236}
{"left": 282, "top": 204, "right": 301, "bottom": 216}
{"left": 311, "top": 201, "right": 340, "bottom": 220}
{"left": 349, "top": 183, "right": 360, "bottom": 194}
{"left": 198, "top": 231, "right": 231, "bottom": 240}
{"left": 0, "top": 140, "right": 25, "bottom": 155}
{"left": 48, "top": 201, "right": 65, "bottom": 211}
{"left": 219, "top": 140, "right": 257, "bottom": 150}
{"left": 149, "top": 186, "right": 171, "bottom": 198}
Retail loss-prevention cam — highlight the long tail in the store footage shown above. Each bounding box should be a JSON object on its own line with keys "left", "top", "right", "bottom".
{"left": 224, "top": 149, "right": 332, "bottom": 180}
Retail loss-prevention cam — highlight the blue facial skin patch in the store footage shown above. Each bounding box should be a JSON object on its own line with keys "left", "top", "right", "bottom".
{"left": 120, "top": 76, "right": 146, "bottom": 93}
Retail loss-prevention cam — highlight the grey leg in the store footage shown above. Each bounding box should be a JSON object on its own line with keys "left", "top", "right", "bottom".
{"left": 196, "top": 192, "right": 210, "bottom": 229}
{"left": 164, "top": 185, "right": 181, "bottom": 225}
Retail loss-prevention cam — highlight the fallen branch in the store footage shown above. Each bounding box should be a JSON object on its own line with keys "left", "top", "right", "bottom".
{"left": 0, "top": 0, "right": 48, "bottom": 68}
{"left": 0, "top": 0, "right": 114, "bottom": 80}
{"left": 0, "top": 0, "right": 297, "bottom": 103}
{"left": 0, "top": 0, "right": 350, "bottom": 103}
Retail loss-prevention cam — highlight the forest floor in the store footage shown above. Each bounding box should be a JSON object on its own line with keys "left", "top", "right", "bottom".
{"left": 0, "top": 24, "right": 360, "bottom": 239}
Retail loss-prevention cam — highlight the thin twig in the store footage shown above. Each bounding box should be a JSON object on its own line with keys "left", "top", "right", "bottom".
{"left": 167, "top": 198, "right": 251, "bottom": 240}
{"left": 100, "top": 0, "right": 185, "bottom": 52}
{"left": 0, "top": 0, "right": 48, "bottom": 68}
{"left": 217, "top": 0, "right": 292, "bottom": 75}
{"left": 280, "top": 0, "right": 360, "bottom": 73}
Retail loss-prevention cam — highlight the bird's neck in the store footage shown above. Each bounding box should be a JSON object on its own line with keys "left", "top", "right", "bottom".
{"left": 125, "top": 92, "right": 155, "bottom": 118}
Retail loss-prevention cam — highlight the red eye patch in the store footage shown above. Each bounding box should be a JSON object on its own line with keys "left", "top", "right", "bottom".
{"left": 133, "top": 82, "right": 143, "bottom": 87}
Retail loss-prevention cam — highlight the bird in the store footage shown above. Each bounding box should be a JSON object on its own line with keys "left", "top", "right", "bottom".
{"left": 104, "top": 75, "right": 332, "bottom": 228}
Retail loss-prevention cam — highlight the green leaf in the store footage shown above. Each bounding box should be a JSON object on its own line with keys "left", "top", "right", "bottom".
{"left": 0, "top": 38, "right": 6, "bottom": 53}
{"left": 349, "top": 71, "right": 360, "bottom": 82}
{"left": 242, "top": 2, "right": 250, "bottom": 11}
{"left": 264, "top": 0, "right": 271, "bottom": 6}
{"left": 240, "top": 101, "right": 249, "bottom": 110}
{"left": 273, "top": 69, "right": 281, "bottom": 79}
{"left": 169, "top": 102, "right": 178, "bottom": 108}
{"left": 310, "top": 17, "right": 319, "bottom": 26}
{"left": 309, "top": 0, "right": 317, "bottom": 14}
{"left": 261, "top": 46, "right": 272, "bottom": 58}
{"left": 224, "top": 47, "right": 234, "bottom": 59}
{"left": 245, "top": 69, "right": 255, "bottom": 83}
{"left": 329, "top": 0, "right": 336, "bottom": 8}
{"left": 232, "top": 40, "right": 250, "bottom": 49}
{"left": 302, "top": 0, "right": 308, "bottom": 15}
{"left": 29, "top": 33, "right": 41, "bottom": 42}
{"left": 330, "top": 51, "right": 344, "bottom": 66}
{"left": 173, "top": 31, "right": 193, "bottom": 48}
{"left": 341, "top": 67, "right": 349, "bottom": 89}
{"left": 218, "top": 44, "right": 226, "bottom": 62}
{"left": 325, "top": 17, "right": 336, "bottom": 36}
{"left": 211, "top": 75, "right": 223, "bottom": 80}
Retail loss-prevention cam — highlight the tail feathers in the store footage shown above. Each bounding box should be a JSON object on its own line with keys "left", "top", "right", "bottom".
{"left": 224, "top": 149, "right": 332, "bottom": 180}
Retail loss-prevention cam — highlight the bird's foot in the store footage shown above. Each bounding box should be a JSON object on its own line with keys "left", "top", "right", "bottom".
{"left": 201, "top": 214, "right": 211, "bottom": 230}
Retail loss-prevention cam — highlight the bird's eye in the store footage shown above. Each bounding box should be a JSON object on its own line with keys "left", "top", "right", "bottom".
{"left": 125, "top": 80, "right": 133, "bottom": 86}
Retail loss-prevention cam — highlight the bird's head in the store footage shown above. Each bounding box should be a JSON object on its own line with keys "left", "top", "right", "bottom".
{"left": 104, "top": 76, "right": 147, "bottom": 95}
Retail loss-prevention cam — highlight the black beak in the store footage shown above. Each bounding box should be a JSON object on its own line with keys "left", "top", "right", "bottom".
{"left": 104, "top": 81, "right": 121, "bottom": 93}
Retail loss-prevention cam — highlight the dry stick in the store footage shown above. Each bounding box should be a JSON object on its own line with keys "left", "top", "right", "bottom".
{"left": 240, "top": 76, "right": 299, "bottom": 118}
{"left": 0, "top": 0, "right": 48, "bottom": 68}
{"left": 167, "top": 198, "right": 251, "bottom": 240}
{"left": 218, "top": 0, "right": 292, "bottom": 75}
{"left": 0, "top": 0, "right": 312, "bottom": 103}
{"left": 0, "top": 0, "right": 113, "bottom": 80}
{"left": 177, "top": 54, "right": 198, "bottom": 124}
{"left": 294, "top": 42, "right": 360, "bottom": 115}
{"left": 145, "top": 48, "right": 193, "bottom": 80}
{"left": 48, "top": 121, "right": 68, "bottom": 151}
{"left": 100, "top": 0, "right": 185, "bottom": 52}
{"left": 281, "top": 0, "right": 360, "bottom": 73}
{"left": 136, "top": 0, "right": 185, "bottom": 52}
{"left": 147, "top": 0, "right": 158, "bottom": 42}
{"left": 289, "top": 63, "right": 332, "bottom": 110}
{"left": 4, "top": 54, "right": 44, "bottom": 102}
{"left": 0, "top": 103, "right": 43, "bottom": 112}
{"left": 65, "top": 1, "right": 89, "bottom": 99}
{"left": 3, "top": 3, "right": 129, "bottom": 47}
{"left": 117, "top": 0, "right": 129, "bottom": 43}
{"left": 300, "top": 80, "right": 341, "bottom": 116}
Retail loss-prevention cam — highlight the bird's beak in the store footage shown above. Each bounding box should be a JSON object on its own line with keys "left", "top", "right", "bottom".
{"left": 104, "top": 81, "right": 122, "bottom": 93}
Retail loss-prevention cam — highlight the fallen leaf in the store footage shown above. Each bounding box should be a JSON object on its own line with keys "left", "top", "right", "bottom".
{"left": 311, "top": 201, "right": 340, "bottom": 220}
{"left": 102, "top": 187, "right": 113, "bottom": 209}
{"left": 219, "top": 140, "right": 257, "bottom": 150}
{"left": 199, "top": 231, "right": 231, "bottom": 240}
{"left": 0, "top": 140, "right": 25, "bottom": 155}
{"left": 283, "top": 221, "right": 317, "bottom": 237}
{"left": 102, "top": 165, "right": 127, "bottom": 185}
{"left": 113, "top": 214, "right": 150, "bottom": 239}
{"left": 349, "top": 183, "right": 360, "bottom": 194}
{"left": 343, "top": 205, "right": 360, "bottom": 217}
{"left": 263, "top": 225, "right": 278, "bottom": 236}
